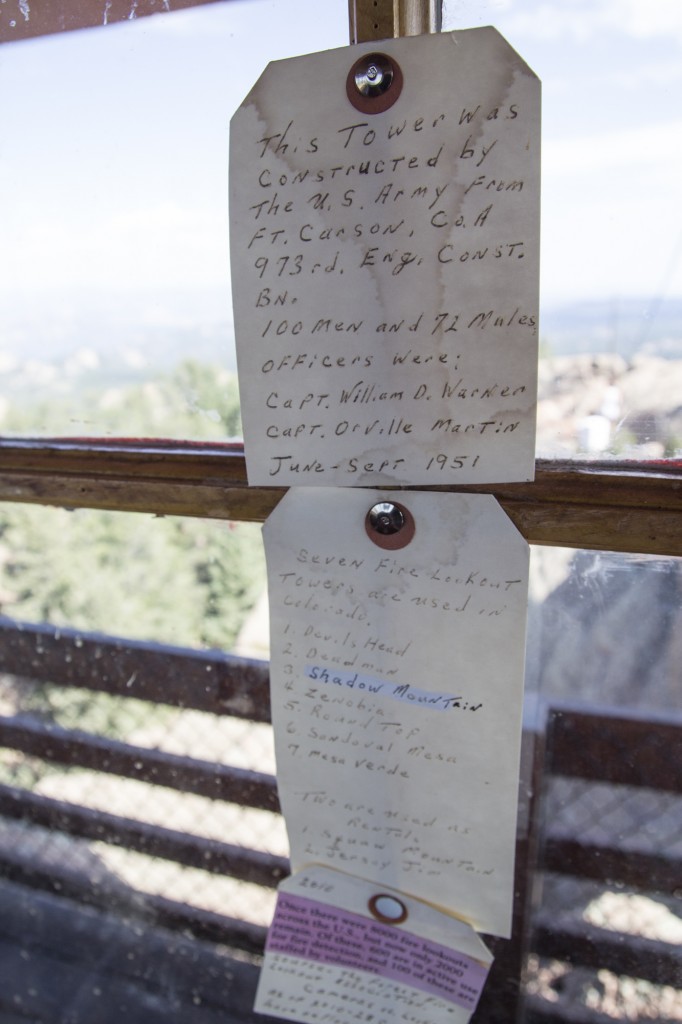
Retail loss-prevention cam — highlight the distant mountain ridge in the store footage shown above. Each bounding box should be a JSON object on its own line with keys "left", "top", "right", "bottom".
{"left": 540, "top": 296, "right": 682, "bottom": 360}
{"left": 0, "top": 288, "right": 237, "bottom": 372}
{"left": 1, "top": 289, "right": 681, "bottom": 369}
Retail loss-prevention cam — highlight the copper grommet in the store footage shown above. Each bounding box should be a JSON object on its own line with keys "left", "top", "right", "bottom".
{"left": 347, "top": 53, "right": 403, "bottom": 114}
{"left": 368, "top": 893, "right": 409, "bottom": 925}
{"left": 365, "top": 501, "right": 415, "bottom": 550}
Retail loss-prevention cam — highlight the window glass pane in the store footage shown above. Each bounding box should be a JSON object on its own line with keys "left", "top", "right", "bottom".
{"left": 524, "top": 545, "right": 682, "bottom": 1019}
{"left": 2, "top": 1, "right": 680, "bottom": 456}
{"left": 443, "top": 2, "right": 682, "bottom": 462}
{"left": 527, "top": 546, "right": 680, "bottom": 715}
{"left": 0, "top": 503, "right": 266, "bottom": 650}
{"left": 0, "top": 0, "right": 347, "bottom": 439}
{"left": 3, "top": 523, "right": 680, "bottom": 1013}
{"left": 0, "top": 501, "right": 281, "bottom": 938}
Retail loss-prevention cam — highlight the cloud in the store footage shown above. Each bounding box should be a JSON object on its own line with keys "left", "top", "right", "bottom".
{"left": 599, "top": 58, "right": 682, "bottom": 92}
{"left": 498, "top": 0, "right": 682, "bottom": 45}
{"left": 543, "top": 119, "right": 682, "bottom": 174}
{"left": 610, "top": 0, "right": 682, "bottom": 43}
{"left": 112, "top": 202, "right": 209, "bottom": 233}
{"left": 0, "top": 201, "right": 229, "bottom": 291}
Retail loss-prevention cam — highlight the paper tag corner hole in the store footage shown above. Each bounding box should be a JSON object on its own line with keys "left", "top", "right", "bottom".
{"left": 368, "top": 893, "right": 409, "bottom": 925}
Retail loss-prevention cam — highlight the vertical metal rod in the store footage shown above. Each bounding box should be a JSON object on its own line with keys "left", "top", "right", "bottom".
{"left": 348, "top": 0, "right": 442, "bottom": 44}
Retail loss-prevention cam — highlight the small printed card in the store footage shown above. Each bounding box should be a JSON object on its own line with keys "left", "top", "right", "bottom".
{"left": 263, "top": 487, "right": 529, "bottom": 937}
{"left": 255, "top": 867, "right": 492, "bottom": 1024}
{"left": 230, "top": 28, "right": 540, "bottom": 486}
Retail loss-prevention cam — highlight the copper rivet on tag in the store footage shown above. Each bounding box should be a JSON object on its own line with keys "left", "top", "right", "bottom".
{"left": 346, "top": 53, "right": 403, "bottom": 114}
{"left": 369, "top": 894, "right": 408, "bottom": 925}
{"left": 365, "top": 501, "right": 415, "bottom": 550}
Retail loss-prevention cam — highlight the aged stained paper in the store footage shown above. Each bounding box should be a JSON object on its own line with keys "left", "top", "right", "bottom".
{"left": 255, "top": 866, "right": 492, "bottom": 1024}
{"left": 263, "top": 488, "right": 529, "bottom": 937}
{"left": 231, "top": 28, "right": 540, "bottom": 487}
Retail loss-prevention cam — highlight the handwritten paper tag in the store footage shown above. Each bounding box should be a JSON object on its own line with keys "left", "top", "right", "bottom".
{"left": 263, "top": 488, "right": 529, "bottom": 936}
{"left": 255, "top": 867, "right": 492, "bottom": 1024}
{"left": 231, "top": 28, "right": 540, "bottom": 487}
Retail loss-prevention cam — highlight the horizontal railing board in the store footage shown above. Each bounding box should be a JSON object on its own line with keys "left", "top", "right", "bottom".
{"left": 0, "top": 876, "right": 264, "bottom": 1005}
{"left": 542, "top": 837, "right": 681, "bottom": 896}
{"left": 0, "top": 0, "right": 227, "bottom": 45}
{"left": 0, "top": 784, "right": 289, "bottom": 888}
{"left": 1, "top": 442, "right": 681, "bottom": 555}
{"left": 533, "top": 918, "right": 682, "bottom": 988}
{"left": 0, "top": 618, "right": 272, "bottom": 722}
{"left": 0, "top": 715, "right": 280, "bottom": 813}
{"left": 547, "top": 706, "right": 682, "bottom": 794}
{"left": 1, "top": 609, "right": 680, "bottom": 1022}
{"left": 0, "top": 849, "right": 268, "bottom": 956}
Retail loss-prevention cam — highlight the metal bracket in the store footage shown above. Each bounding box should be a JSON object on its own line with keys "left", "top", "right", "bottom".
{"left": 348, "top": 0, "right": 442, "bottom": 44}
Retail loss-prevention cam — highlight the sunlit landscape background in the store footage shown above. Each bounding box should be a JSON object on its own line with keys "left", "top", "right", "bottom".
{"left": 0, "top": 7, "right": 681, "bottom": 1018}
{"left": 0, "top": 0, "right": 681, "bottom": 455}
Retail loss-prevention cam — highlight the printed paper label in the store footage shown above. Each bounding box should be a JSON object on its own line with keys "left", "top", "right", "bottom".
{"left": 230, "top": 28, "right": 540, "bottom": 486}
{"left": 266, "top": 893, "right": 488, "bottom": 1008}
{"left": 255, "top": 867, "right": 492, "bottom": 1024}
{"left": 263, "top": 488, "right": 529, "bottom": 936}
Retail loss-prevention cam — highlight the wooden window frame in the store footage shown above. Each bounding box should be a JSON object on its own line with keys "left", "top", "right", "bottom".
{"left": 0, "top": 438, "right": 680, "bottom": 556}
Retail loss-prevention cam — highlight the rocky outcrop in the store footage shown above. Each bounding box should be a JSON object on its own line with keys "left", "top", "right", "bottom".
{"left": 537, "top": 354, "right": 682, "bottom": 458}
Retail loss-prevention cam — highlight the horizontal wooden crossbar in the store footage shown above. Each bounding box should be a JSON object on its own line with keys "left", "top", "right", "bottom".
{"left": 539, "top": 702, "right": 682, "bottom": 965}
{"left": 0, "top": 618, "right": 271, "bottom": 722}
{"left": 542, "top": 837, "right": 681, "bottom": 896}
{"left": 0, "top": 441, "right": 681, "bottom": 555}
{"left": 534, "top": 917, "right": 682, "bottom": 989}
{"left": 0, "top": 852, "right": 268, "bottom": 955}
{"left": 0, "top": 784, "right": 289, "bottom": 888}
{"left": 1, "top": 615, "right": 681, "bottom": 1014}
{"left": 547, "top": 705, "right": 682, "bottom": 794}
{"left": 0, "top": 716, "right": 280, "bottom": 813}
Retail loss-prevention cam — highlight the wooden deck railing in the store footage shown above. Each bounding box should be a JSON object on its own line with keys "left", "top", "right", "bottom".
{"left": 0, "top": 617, "right": 680, "bottom": 1023}
{"left": 0, "top": 618, "right": 283, "bottom": 973}
{"left": 525, "top": 705, "right": 682, "bottom": 1022}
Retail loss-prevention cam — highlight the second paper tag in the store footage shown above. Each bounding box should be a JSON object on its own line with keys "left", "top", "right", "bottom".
{"left": 263, "top": 488, "right": 528, "bottom": 938}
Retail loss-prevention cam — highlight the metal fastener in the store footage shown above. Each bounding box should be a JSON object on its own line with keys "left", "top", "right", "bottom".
{"left": 365, "top": 501, "right": 415, "bottom": 550}
{"left": 368, "top": 502, "right": 405, "bottom": 535}
{"left": 346, "top": 52, "right": 403, "bottom": 114}
{"left": 354, "top": 54, "right": 393, "bottom": 97}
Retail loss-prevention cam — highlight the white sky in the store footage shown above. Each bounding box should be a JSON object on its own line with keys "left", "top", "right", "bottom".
{"left": 0, "top": 0, "right": 681, "bottom": 309}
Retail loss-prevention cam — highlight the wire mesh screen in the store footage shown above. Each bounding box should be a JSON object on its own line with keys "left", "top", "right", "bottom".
{"left": 2, "top": 545, "right": 682, "bottom": 1024}
{"left": 546, "top": 777, "right": 682, "bottom": 858}
{"left": 0, "top": 671, "right": 286, "bottom": 929}
{"left": 525, "top": 773, "right": 682, "bottom": 1021}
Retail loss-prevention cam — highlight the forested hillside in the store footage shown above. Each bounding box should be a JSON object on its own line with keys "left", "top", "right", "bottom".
{"left": 0, "top": 360, "right": 265, "bottom": 652}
